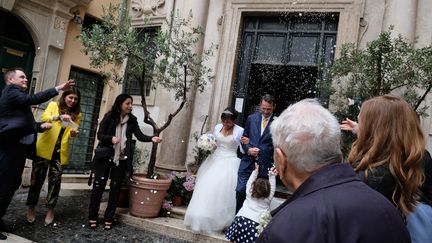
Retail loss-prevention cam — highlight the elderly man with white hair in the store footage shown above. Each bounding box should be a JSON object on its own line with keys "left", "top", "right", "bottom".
{"left": 256, "top": 99, "right": 411, "bottom": 243}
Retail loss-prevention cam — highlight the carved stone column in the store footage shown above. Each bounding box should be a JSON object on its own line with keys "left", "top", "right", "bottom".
{"left": 156, "top": 0, "right": 210, "bottom": 171}
{"left": 382, "top": 0, "right": 418, "bottom": 42}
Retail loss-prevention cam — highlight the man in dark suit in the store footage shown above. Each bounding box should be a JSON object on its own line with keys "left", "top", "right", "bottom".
{"left": 0, "top": 68, "right": 74, "bottom": 240}
{"left": 236, "top": 94, "right": 275, "bottom": 212}
{"left": 257, "top": 99, "right": 411, "bottom": 243}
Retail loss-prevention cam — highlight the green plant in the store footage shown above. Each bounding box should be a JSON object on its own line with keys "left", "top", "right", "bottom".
{"left": 166, "top": 171, "right": 195, "bottom": 205}
{"left": 79, "top": 2, "right": 214, "bottom": 178}
{"left": 159, "top": 199, "right": 173, "bottom": 217}
{"left": 321, "top": 28, "right": 432, "bottom": 154}
{"left": 132, "top": 145, "right": 150, "bottom": 173}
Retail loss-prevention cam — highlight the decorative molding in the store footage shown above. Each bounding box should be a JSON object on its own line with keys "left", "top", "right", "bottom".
{"left": 53, "top": 16, "right": 67, "bottom": 30}
{"left": 131, "top": 0, "right": 165, "bottom": 18}
{"left": 0, "top": 0, "right": 16, "bottom": 11}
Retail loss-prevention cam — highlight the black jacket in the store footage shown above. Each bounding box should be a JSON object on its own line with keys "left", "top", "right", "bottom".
{"left": 357, "top": 150, "right": 432, "bottom": 207}
{"left": 0, "top": 84, "right": 58, "bottom": 143}
{"left": 94, "top": 111, "right": 153, "bottom": 176}
{"left": 420, "top": 150, "right": 432, "bottom": 206}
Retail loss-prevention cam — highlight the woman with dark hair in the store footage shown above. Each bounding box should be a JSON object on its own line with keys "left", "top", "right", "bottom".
{"left": 88, "top": 94, "right": 161, "bottom": 230}
{"left": 184, "top": 107, "right": 245, "bottom": 234}
{"left": 26, "top": 87, "right": 82, "bottom": 226}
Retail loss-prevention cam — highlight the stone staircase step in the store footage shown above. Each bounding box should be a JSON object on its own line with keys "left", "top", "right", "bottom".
{"left": 170, "top": 206, "right": 186, "bottom": 219}
{"left": 62, "top": 174, "right": 91, "bottom": 183}
{"left": 1, "top": 232, "right": 33, "bottom": 243}
{"left": 168, "top": 196, "right": 286, "bottom": 221}
{"left": 114, "top": 206, "right": 228, "bottom": 243}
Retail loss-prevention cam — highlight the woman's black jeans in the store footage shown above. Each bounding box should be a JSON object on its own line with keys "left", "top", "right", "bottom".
{"left": 88, "top": 159, "right": 126, "bottom": 221}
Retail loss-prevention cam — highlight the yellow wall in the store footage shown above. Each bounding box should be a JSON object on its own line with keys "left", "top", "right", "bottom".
{"left": 57, "top": 0, "right": 121, "bottom": 114}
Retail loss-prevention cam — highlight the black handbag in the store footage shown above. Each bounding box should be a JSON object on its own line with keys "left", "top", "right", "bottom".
{"left": 94, "top": 146, "right": 114, "bottom": 160}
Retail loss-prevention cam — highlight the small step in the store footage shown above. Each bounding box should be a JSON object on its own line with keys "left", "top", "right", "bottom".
{"left": 1, "top": 232, "right": 33, "bottom": 243}
{"left": 114, "top": 206, "right": 228, "bottom": 243}
{"left": 170, "top": 206, "right": 187, "bottom": 219}
{"left": 62, "top": 174, "right": 91, "bottom": 184}
{"left": 168, "top": 196, "right": 286, "bottom": 221}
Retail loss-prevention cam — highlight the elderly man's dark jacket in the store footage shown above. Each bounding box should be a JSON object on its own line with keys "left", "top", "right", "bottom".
{"left": 257, "top": 163, "right": 411, "bottom": 243}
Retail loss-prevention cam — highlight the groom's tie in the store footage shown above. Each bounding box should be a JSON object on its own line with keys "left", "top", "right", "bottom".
{"left": 261, "top": 117, "right": 268, "bottom": 135}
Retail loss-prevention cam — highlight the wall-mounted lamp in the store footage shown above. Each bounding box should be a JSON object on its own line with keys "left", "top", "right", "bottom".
{"left": 73, "top": 10, "right": 82, "bottom": 25}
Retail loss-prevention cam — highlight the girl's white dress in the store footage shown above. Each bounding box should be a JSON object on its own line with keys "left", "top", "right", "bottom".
{"left": 184, "top": 124, "right": 243, "bottom": 234}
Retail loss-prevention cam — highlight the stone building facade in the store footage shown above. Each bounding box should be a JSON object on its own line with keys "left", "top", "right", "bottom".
{"left": 0, "top": 0, "right": 122, "bottom": 174}
{"left": 138, "top": 0, "right": 432, "bottom": 171}
{"left": 1, "top": 0, "right": 432, "bottom": 174}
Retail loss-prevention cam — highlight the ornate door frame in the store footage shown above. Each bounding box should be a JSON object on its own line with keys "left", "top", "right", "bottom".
{"left": 208, "top": 0, "right": 365, "bottom": 128}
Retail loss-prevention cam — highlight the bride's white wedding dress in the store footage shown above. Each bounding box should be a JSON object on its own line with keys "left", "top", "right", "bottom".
{"left": 184, "top": 130, "right": 241, "bottom": 234}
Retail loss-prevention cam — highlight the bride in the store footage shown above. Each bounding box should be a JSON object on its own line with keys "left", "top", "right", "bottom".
{"left": 184, "top": 107, "right": 244, "bottom": 234}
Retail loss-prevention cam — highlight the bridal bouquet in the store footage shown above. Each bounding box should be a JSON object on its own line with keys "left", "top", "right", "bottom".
{"left": 192, "top": 133, "right": 216, "bottom": 168}
{"left": 197, "top": 133, "right": 217, "bottom": 152}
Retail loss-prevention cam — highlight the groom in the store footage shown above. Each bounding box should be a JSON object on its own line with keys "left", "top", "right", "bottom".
{"left": 236, "top": 94, "right": 275, "bottom": 212}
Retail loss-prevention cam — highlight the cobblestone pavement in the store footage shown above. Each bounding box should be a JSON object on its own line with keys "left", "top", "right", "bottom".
{"left": 3, "top": 189, "right": 189, "bottom": 243}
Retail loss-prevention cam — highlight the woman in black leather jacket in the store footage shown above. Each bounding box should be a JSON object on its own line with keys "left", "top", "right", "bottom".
{"left": 88, "top": 94, "right": 161, "bottom": 230}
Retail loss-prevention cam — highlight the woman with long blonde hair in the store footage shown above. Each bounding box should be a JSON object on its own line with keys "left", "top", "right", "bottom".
{"left": 347, "top": 95, "right": 425, "bottom": 217}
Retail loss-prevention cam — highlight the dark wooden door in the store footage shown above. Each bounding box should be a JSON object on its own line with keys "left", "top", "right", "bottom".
{"left": 0, "top": 10, "right": 35, "bottom": 93}
{"left": 65, "top": 67, "right": 104, "bottom": 172}
{"left": 233, "top": 13, "right": 339, "bottom": 124}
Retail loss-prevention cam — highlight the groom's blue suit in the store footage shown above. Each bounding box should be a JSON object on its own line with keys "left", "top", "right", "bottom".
{"left": 236, "top": 112, "right": 274, "bottom": 195}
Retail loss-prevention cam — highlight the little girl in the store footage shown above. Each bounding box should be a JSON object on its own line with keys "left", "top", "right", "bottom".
{"left": 226, "top": 163, "right": 276, "bottom": 243}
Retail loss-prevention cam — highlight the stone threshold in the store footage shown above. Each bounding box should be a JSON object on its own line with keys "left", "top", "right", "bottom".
{"left": 101, "top": 203, "right": 228, "bottom": 243}
{"left": 0, "top": 232, "right": 34, "bottom": 243}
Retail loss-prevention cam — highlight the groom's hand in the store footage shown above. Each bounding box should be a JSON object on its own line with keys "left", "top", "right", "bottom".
{"left": 248, "top": 147, "right": 260, "bottom": 156}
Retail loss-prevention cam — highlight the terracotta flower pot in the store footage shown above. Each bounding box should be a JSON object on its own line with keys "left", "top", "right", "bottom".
{"left": 172, "top": 195, "right": 184, "bottom": 206}
{"left": 129, "top": 173, "right": 172, "bottom": 218}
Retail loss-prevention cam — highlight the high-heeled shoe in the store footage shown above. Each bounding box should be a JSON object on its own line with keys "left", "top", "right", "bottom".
{"left": 26, "top": 207, "right": 36, "bottom": 225}
{"left": 104, "top": 221, "right": 113, "bottom": 231}
{"left": 44, "top": 208, "right": 55, "bottom": 227}
{"left": 89, "top": 219, "right": 98, "bottom": 230}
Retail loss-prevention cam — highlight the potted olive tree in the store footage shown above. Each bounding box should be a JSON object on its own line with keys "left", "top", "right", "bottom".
{"left": 319, "top": 28, "right": 432, "bottom": 154}
{"left": 79, "top": 3, "right": 213, "bottom": 217}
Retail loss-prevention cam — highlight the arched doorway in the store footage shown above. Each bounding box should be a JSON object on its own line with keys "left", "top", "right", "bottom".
{"left": 0, "top": 9, "right": 35, "bottom": 93}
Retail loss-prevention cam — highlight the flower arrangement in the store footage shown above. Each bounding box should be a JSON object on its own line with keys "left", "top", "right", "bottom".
{"left": 167, "top": 171, "right": 196, "bottom": 205}
{"left": 256, "top": 210, "right": 272, "bottom": 236}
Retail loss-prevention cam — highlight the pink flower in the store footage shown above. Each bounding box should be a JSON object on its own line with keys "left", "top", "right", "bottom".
{"left": 162, "top": 200, "right": 173, "bottom": 210}
{"left": 183, "top": 181, "right": 195, "bottom": 191}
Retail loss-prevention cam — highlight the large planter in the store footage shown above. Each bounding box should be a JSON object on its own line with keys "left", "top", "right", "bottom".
{"left": 129, "top": 173, "right": 172, "bottom": 218}
{"left": 117, "top": 185, "right": 129, "bottom": 208}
